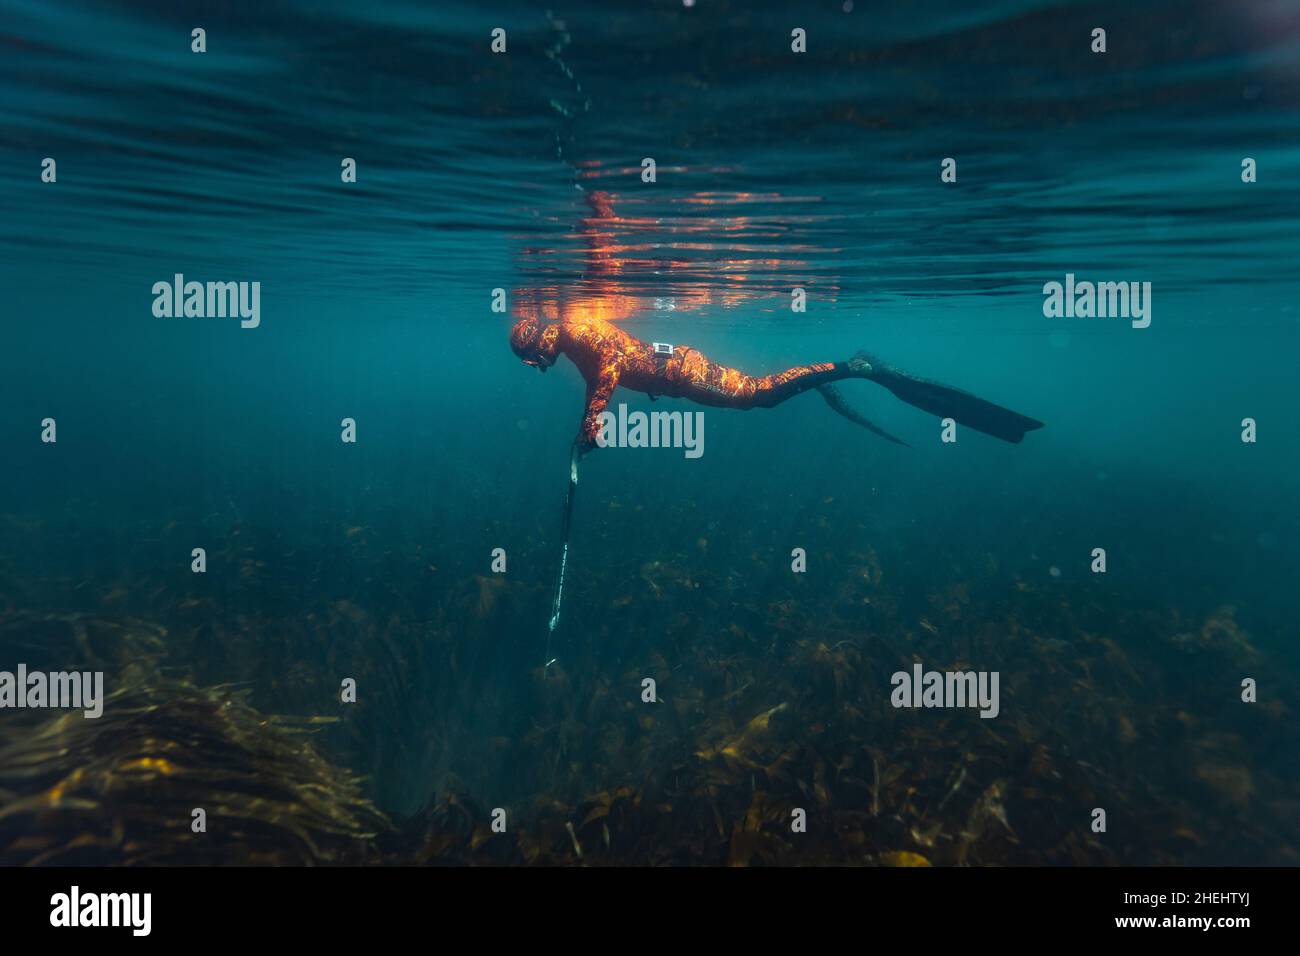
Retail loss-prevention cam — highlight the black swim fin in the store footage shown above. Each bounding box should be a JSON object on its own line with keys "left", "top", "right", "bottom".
{"left": 855, "top": 352, "right": 1045, "bottom": 444}
{"left": 817, "top": 383, "right": 909, "bottom": 446}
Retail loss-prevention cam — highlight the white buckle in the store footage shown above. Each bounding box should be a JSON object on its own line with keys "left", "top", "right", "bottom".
{"left": 653, "top": 342, "right": 674, "bottom": 355}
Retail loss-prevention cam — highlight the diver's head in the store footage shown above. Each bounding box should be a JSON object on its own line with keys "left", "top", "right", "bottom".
{"left": 510, "top": 317, "right": 557, "bottom": 371}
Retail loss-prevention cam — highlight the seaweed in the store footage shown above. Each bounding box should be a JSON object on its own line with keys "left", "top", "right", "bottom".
{"left": 1, "top": 508, "right": 1297, "bottom": 867}
{"left": 0, "top": 615, "right": 390, "bottom": 866}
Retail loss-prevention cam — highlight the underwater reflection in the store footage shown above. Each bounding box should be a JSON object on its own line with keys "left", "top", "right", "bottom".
{"left": 512, "top": 171, "right": 841, "bottom": 325}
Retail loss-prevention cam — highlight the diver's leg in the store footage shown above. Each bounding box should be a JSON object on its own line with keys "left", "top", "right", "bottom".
{"left": 852, "top": 351, "right": 1045, "bottom": 444}
{"left": 747, "top": 359, "right": 909, "bottom": 444}
{"left": 670, "top": 349, "right": 852, "bottom": 408}
{"left": 679, "top": 348, "right": 1042, "bottom": 444}
{"left": 685, "top": 356, "right": 875, "bottom": 409}
{"left": 816, "top": 383, "right": 908, "bottom": 445}
{"left": 746, "top": 361, "right": 857, "bottom": 407}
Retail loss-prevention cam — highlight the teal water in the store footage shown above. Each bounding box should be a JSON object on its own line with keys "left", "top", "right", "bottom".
{"left": 1, "top": 1, "right": 1298, "bottom": 863}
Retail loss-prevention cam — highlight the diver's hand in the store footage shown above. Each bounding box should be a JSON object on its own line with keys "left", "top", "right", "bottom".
{"left": 575, "top": 420, "right": 603, "bottom": 458}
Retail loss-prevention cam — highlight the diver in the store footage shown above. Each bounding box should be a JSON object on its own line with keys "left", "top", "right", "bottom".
{"left": 510, "top": 315, "right": 1044, "bottom": 454}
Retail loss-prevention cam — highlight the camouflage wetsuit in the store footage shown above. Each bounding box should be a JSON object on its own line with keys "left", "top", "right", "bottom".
{"left": 509, "top": 316, "right": 1045, "bottom": 450}
{"left": 511, "top": 316, "right": 861, "bottom": 450}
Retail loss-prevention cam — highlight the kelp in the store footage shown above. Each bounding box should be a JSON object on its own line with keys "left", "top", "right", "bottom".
{"left": 0, "top": 615, "right": 391, "bottom": 865}
{"left": 1, "top": 510, "right": 1298, "bottom": 867}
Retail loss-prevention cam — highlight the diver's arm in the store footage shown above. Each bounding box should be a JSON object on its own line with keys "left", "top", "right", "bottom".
{"left": 577, "top": 365, "right": 621, "bottom": 454}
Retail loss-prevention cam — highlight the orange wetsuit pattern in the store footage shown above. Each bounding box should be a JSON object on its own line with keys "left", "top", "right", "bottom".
{"left": 512, "top": 317, "right": 852, "bottom": 450}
